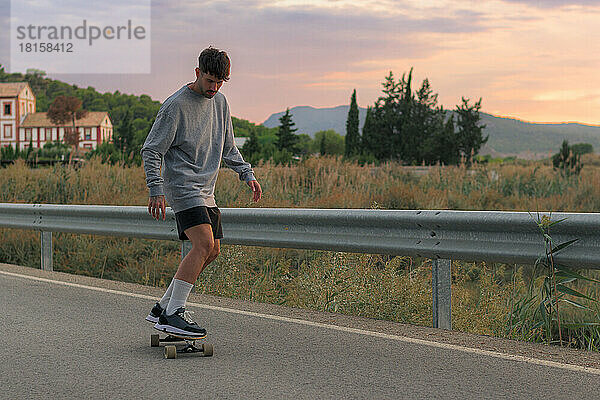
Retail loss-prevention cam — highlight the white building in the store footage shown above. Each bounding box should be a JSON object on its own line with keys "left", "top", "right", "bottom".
{"left": 0, "top": 81, "right": 113, "bottom": 151}
{"left": 20, "top": 111, "right": 113, "bottom": 151}
{"left": 0, "top": 82, "right": 34, "bottom": 149}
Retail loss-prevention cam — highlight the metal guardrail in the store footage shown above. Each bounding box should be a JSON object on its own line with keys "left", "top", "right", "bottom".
{"left": 1, "top": 203, "right": 599, "bottom": 330}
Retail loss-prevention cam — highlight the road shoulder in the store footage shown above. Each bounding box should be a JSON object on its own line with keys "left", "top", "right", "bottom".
{"left": 2, "top": 262, "right": 600, "bottom": 371}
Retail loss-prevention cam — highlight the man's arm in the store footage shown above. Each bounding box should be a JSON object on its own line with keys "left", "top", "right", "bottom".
{"left": 140, "top": 106, "right": 178, "bottom": 219}
{"left": 222, "top": 108, "right": 256, "bottom": 182}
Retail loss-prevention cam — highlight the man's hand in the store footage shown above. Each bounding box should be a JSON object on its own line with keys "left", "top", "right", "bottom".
{"left": 247, "top": 180, "right": 262, "bottom": 202}
{"left": 148, "top": 195, "right": 166, "bottom": 220}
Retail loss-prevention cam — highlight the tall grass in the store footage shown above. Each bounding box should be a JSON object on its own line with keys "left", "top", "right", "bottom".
{"left": 1, "top": 156, "right": 598, "bottom": 350}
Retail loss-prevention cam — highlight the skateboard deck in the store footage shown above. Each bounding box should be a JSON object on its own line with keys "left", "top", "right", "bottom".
{"left": 150, "top": 333, "right": 213, "bottom": 359}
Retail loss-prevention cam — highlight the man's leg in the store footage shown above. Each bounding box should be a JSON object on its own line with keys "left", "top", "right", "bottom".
{"left": 154, "top": 223, "right": 215, "bottom": 336}
{"left": 200, "top": 239, "right": 220, "bottom": 273}
{"left": 155, "top": 233, "right": 219, "bottom": 306}
{"left": 164, "top": 224, "right": 214, "bottom": 315}
{"left": 175, "top": 224, "right": 215, "bottom": 283}
{"left": 158, "top": 280, "right": 175, "bottom": 308}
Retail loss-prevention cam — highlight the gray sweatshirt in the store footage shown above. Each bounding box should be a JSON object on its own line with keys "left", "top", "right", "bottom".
{"left": 140, "top": 84, "right": 255, "bottom": 212}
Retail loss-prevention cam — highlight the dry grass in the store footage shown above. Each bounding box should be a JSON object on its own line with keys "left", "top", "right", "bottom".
{"left": 1, "top": 155, "right": 599, "bottom": 349}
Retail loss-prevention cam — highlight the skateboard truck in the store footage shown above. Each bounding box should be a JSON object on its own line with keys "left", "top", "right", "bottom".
{"left": 150, "top": 334, "right": 213, "bottom": 359}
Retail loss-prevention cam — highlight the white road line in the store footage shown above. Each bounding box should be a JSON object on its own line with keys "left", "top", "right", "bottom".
{"left": 2, "top": 269, "right": 600, "bottom": 376}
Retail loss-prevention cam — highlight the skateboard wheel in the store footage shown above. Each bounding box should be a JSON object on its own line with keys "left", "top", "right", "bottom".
{"left": 164, "top": 345, "right": 177, "bottom": 359}
{"left": 151, "top": 334, "right": 160, "bottom": 347}
{"left": 202, "top": 343, "right": 213, "bottom": 357}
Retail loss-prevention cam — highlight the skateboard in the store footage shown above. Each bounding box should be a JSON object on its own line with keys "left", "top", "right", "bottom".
{"left": 150, "top": 333, "right": 214, "bottom": 359}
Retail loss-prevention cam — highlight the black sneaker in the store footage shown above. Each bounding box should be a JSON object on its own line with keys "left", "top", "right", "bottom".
{"left": 153, "top": 308, "right": 207, "bottom": 338}
{"left": 145, "top": 302, "right": 164, "bottom": 323}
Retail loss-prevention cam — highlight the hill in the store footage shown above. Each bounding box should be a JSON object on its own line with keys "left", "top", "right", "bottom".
{"left": 263, "top": 105, "right": 367, "bottom": 138}
{"left": 480, "top": 114, "right": 600, "bottom": 158}
{"left": 263, "top": 106, "right": 600, "bottom": 158}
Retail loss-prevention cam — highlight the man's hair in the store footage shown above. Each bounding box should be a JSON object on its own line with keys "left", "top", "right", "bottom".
{"left": 198, "top": 47, "right": 230, "bottom": 81}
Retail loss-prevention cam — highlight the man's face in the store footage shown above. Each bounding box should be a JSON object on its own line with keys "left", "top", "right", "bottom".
{"left": 196, "top": 69, "right": 224, "bottom": 98}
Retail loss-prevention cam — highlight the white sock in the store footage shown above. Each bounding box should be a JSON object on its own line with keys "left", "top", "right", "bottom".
{"left": 165, "top": 279, "right": 194, "bottom": 315}
{"left": 158, "top": 279, "right": 175, "bottom": 309}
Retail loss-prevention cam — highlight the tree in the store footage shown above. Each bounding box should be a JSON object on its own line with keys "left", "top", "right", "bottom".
{"left": 361, "top": 106, "right": 377, "bottom": 158}
{"left": 271, "top": 148, "right": 293, "bottom": 165}
{"left": 422, "top": 113, "right": 459, "bottom": 165}
{"left": 552, "top": 140, "right": 583, "bottom": 176}
{"left": 26, "top": 68, "right": 46, "bottom": 77}
{"left": 86, "top": 142, "right": 121, "bottom": 165}
{"left": 362, "top": 69, "right": 486, "bottom": 166}
{"left": 0, "top": 144, "right": 16, "bottom": 161}
{"left": 47, "top": 95, "right": 88, "bottom": 165}
{"left": 276, "top": 108, "right": 299, "bottom": 154}
{"left": 454, "top": 97, "right": 487, "bottom": 165}
{"left": 315, "top": 130, "right": 345, "bottom": 155}
{"left": 26, "top": 138, "right": 34, "bottom": 161}
{"left": 35, "top": 141, "right": 71, "bottom": 163}
{"left": 380, "top": 71, "right": 405, "bottom": 160}
{"left": 241, "top": 128, "right": 262, "bottom": 166}
{"left": 362, "top": 70, "right": 414, "bottom": 162}
{"left": 296, "top": 134, "right": 313, "bottom": 157}
{"left": 113, "top": 109, "right": 133, "bottom": 162}
{"left": 345, "top": 89, "right": 360, "bottom": 157}
{"left": 570, "top": 143, "right": 593, "bottom": 156}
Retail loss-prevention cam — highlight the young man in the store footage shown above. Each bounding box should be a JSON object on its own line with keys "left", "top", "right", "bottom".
{"left": 141, "top": 47, "right": 262, "bottom": 337}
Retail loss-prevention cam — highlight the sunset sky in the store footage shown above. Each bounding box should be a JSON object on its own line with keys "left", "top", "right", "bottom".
{"left": 2, "top": 0, "right": 600, "bottom": 126}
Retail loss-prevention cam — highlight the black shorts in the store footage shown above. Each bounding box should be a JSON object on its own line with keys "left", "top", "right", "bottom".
{"left": 175, "top": 206, "right": 223, "bottom": 241}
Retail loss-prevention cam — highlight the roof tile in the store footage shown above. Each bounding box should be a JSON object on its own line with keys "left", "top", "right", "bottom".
{"left": 22, "top": 111, "right": 110, "bottom": 127}
{"left": 0, "top": 82, "right": 30, "bottom": 97}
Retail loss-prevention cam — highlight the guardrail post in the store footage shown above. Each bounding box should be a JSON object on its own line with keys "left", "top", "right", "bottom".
{"left": 181, "top": 240, "right": 192, "bottom": 261}
{"left": 432, "top": 258, "right": 451, "bottom": 330}
{"left": 40, "top": 231, "right": 53, "bottom": 271}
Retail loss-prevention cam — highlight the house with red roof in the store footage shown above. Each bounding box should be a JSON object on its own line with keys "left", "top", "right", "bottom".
{"left": 0, "top": 82, "right": 113, "bottom": 151}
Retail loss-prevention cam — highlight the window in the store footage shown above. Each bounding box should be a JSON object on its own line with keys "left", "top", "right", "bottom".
{"left": 3, "top": 125, "right": 11, "bottom": 139}
{"left": 4, "top": 103, "right": 11, "bottom": 116}
{"left": 85, "top": 127, "right": 91, "bottom": 140}
{"left": 25, "top": 128, "right": 32, "bottom": 141}
{"left": 84, "top": 143, "right": 92, "bottom": 149}
{"left": 45, "top": 128, "right": 52, "bottom": 141}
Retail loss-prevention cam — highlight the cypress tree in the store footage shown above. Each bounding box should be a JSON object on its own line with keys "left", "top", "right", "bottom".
{"left": 345, "top": 89, "right": 360, "bottom": 157}
{"left": 361, "top": 106, "right": 375, "bottom": 156}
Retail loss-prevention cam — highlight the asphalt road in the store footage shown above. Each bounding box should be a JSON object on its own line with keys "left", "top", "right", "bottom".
{"left": 1, "top": 264, "right": 600, "bottom": 399}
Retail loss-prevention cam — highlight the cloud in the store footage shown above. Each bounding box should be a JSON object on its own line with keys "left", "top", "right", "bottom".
{"left": 147, "top": 0, "right": 490, "bottom": 78}
{"left": 22, "top": 0, "right": 599, "bottom": 125}
{"left": 13, "top": 0, "right": 151, "bottom": 21}
{"left": 532, "top": 89, "right": 600, "bottom": 102}
{"left": 499, "top": 0, "right": 600, "bottom": 8}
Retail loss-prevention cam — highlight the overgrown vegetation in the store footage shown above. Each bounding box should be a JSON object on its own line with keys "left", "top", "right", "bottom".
{"left": 504, "top": 214, "right": 600, "bottom": 349}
